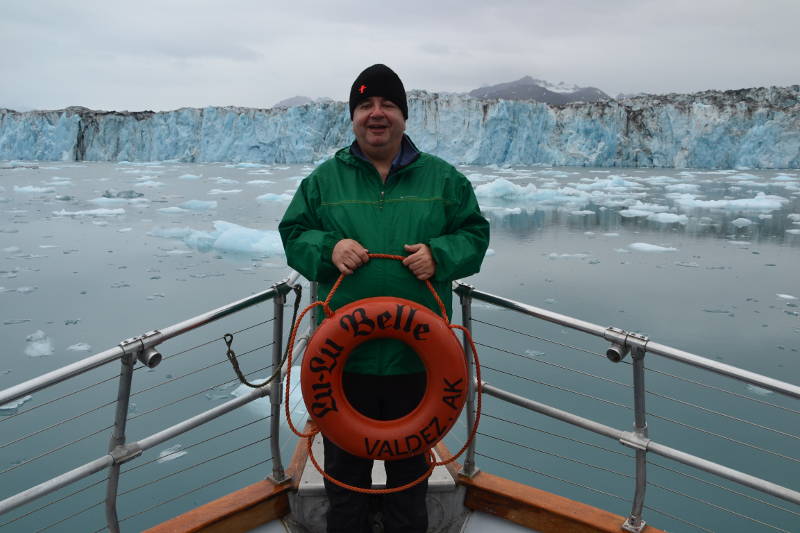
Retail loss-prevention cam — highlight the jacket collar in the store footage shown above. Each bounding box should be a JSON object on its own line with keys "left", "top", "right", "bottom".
{"left": 348, "top": 134, "right": 420, "bottom": 175}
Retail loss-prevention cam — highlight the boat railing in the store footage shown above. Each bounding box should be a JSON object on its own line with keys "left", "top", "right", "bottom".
{"left": 0, "top": 273, "right": 798, "bottom": 532}
{"left": 0, "top": 273, "right": 303, "bottom": 532}
{"left": 452, "top": 281, "right": 800, "bottom": 532}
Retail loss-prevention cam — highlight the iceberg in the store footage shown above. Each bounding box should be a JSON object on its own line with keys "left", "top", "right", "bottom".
{"left": 2, "top": 86, "right": 799, "bottom": 168}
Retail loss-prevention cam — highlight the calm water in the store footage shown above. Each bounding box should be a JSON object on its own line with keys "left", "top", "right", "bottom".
{"left": 1, "top": 161, "right": 798, "bottom": 532}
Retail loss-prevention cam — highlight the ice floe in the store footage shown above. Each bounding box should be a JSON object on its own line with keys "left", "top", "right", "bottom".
{"left": 24, "top": 330, "right": 54, "bottom": 357}
{"left": 256, "top": 193, "right": 293, "bottom": 203}
{"left": 149, "top": 221, "right": 284, "bottom": 257}
{"left": 208, "top": 188, "right": 242, "bottom": 195}
{"left": 156, "top": 444, "right": 187, "bottom": 463}
{"left": 53, "top": 208, "right": 125, "bottom": 217}
{"left": 67, "top": 342, "right": 92, "bottom": 352}
{"left": 628, "top": 243, "right": 677, "bottom": 253}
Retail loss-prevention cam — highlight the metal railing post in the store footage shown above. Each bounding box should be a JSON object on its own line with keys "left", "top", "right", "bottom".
{"left": 623, "top": 345, "right": 649, "bottom": 533}
{"left": 104, "top": 344, "right": 136, "bottom": 533}
{"left": 459, "top": 285, "right": 479, "bottom": 478}
{"left": 269, "top": 285, "right": 288, "bottom": 483}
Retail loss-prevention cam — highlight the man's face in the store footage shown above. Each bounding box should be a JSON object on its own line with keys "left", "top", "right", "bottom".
{"left": 351, "top": 96, "right": 406, "bottom": 155}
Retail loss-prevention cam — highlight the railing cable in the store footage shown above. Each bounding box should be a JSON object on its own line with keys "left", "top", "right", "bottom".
{"left": 648, "top": 479, "right": 793, "bottom": 532}
{"left": 646, "top": 389, "right": 800, "bottom": 441}
{"left": 645, "top": 411, "right": 800, "bottom": 464}
{"left": 0, "top": 423, "right": 113, "bottom": 476}
{"left": 33, "top": 498, "right": 105, "bottom": 533}
{"left": 473, "top": 318, "right": 607, "bottom": 358}
{"left": 482, "top": 364, "right": 630, "bottom": 410}
{"left": 0, "top": 474, "right": 106, "bottom": 529}
{"left": 111, "top": 458, "right": 272, "bottom": 531}
{"left": 130, "top": 341, "right": 273, "bottom": 398}
{"left": 645, "top": 366, "right": 800, "bottom": 416}
{"left": 122, "top": 415, "right": 269, "bottom": 474}
{"left": 477, "top": 432, "right": 631, "bottom": 480}
{"left": 649, "top": 460, "right": 800, "bottom": 519}
{"left": 475, "top": 341, "right": 631, "bottom": 389}
{"left": 476, "top": 451, "right": 628, "bottom": 503}
{"left": 0, "top": 398, "right": 117, "bottom": 450}
{"left": 477, "top": 452, "right": 714, "bottom": 533}
{"left": 145, "top": 318, "right": 276, "bottom": 366}
{"left": 483, "top": 412, "right": 633, "bottom": 459}
{"left": 0, "top": 373, "right": 118, "bottom": 425}
{"left": 118, "top": 437, "right": 268, "bottom": 498}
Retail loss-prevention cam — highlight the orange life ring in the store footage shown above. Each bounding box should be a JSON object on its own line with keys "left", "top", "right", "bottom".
{"left": 300, "top": 296, "right": 468, "bottom": 461}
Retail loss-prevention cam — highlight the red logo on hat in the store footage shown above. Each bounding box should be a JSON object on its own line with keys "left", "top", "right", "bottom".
{"left": 359, "top": 85, "right": 367, "bottom": 94}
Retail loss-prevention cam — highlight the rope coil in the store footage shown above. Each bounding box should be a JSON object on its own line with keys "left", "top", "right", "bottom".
{"left": 283, "top": 253, "right": 483, "bottom": 494}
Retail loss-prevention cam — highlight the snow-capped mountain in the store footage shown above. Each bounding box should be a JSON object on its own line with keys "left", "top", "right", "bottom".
{"left": 468, "top": 76, "right": 610, "bottom": 105}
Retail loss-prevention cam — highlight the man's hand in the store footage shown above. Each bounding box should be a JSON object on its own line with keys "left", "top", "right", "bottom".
{"left": 402, "top": 243, "right": 436, "bottom": 280}
{"left": 332, "top": 239, "right": 369, "bottom": 275}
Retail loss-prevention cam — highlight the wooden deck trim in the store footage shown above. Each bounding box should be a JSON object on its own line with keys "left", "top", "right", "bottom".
{"left": 460, "top": 471, "right": 665, "bottom": 533}
{"left": 141, "top": 479, "right": 291, "bottom": 533}
{"left": 143, "top": 421, "right": 316, "bottom": 533}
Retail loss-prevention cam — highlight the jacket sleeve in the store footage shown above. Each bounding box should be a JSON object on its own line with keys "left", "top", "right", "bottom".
{"left": 278, "top": 176, "right": 341, "bottom": 282}
{"left": 428, "top": 171, "right": 490, "bottom": 282}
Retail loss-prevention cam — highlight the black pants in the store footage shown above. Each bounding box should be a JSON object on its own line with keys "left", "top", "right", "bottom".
{"left": 323, "top": 372, "right": 428, "bottom": 533}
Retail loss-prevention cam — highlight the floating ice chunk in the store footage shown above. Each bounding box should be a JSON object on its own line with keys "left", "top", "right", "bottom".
{"left": 256, "top": 193, "right": 293, "bottom": 202}
{"left": 665, "top": 183, "right": 700, "bottom": 193}
{"left": 777, "top": 294, "right": 797, "bottom": 300}
{"left": 67, "top": 342, "right": 92, "bottom": 352}
{"left": 157, "top": 444, "right": 187, "bottom": 463}
{"left": 180, "top": 200, "right": 217, "bottom": 211}
{"left": 773, "top": 174, "right": 798, "bottom": 181}
{"left": 24, "top": 330, "right": 54, "bottom": 357}
{"left": 571, "top": 210, "right": 594, "bottom": 216}
{"left": 14, "top": 185, "right": 54, "bottom": 193}
{"left": 211, "top": 177, "right": 239, "bottom": 185}
{"left": 134, "top": 180, "right": 163, "bottom": 188}
{"left": 475, "top": 178, "right": 586, "bottom": 206}
{"left": 603, "top": 233, "right": 619, "bottom": 237}
{"left": 648, "top": 213, "right": 688, "bottom": 224}
{"left": 3, "top": 246, "right": 21, "bottom": 253}
{"left": 0, "top": 394, "right": 32, "bottom": 414}
{"left": 53, "top": 208, "right": 125, "bottom": 217}
{"left": 89, "top": 197, "right": 149, "bottom": 207}
{"left": 548, "top": 253, "right": 589, "bottom": 259}
{"left": 787, "top": 229, "right": 800, "bottom": 235}
{"left": 230, "top": 162, "right": 267, "bottom": 168}
{"left": 233, "top": 372, "right": 306, "bottom": 419}
{"left": 758, "top": 214, "right": 772, "bottom": 220}
{"left": 746, "top": 384, "right": 773, "bottom": 396}
{"left": 673, "top": 192, "right": 788, "bottom": 212}
{"left": 574, "top": 176, "right": 641, "bottom": 191}
{"left": 619, "top": 209, "right": 650, "bottom": 218}
{"left": 149, "top": 221, "right": 284, "bottom": 257}
{"left": 628, "top": 243, "right": 677, "bottom": 253}
{"left": 246, "top": 180, "right": 275, "bottom": 185}
{"left": 727, "top": 240, "right": 750, "bottom": 246}
{"left": 208, "top": 189, "right": 242, "bottom": 195}
{"left": 178, "top": 173, "right": 202, "bottom": 180}
{"left": 466, "top": 173, "right": 497, "bottom": 183}
{"left": 731, "top": 218, "right": 753, "bottom": 228}
{"left": 15, "top": 286, "right": 37, "bottom": 294}
{"left": 788, "top": 214, "right": 800, "bottom": 222}
{"left": 485, "top": 248, "right": 495, "bottom": 257}
{"left": 118, "top": 227, "right": 133, "bottom": 232}
{"left": 158, "top": 207, "right": 189, "bottom": 214}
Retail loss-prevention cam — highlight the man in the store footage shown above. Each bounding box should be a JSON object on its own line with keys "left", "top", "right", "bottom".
{"left": 279, "top": 64, "right": 489, "bottom": 533}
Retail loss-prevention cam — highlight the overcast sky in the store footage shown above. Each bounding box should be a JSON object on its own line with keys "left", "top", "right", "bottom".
{"left": 2, "top": 0, "right": 798, "bottom": 112}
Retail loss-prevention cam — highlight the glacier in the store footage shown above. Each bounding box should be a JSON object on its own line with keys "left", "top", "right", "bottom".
{"left": 1, "top": 86, "right": 799, "bottom": 168}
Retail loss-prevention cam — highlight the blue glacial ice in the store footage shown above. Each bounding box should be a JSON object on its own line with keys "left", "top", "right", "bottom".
{"left": 2, "top": 86, "right": 799, "bottom": 168}
{"left": 149, "top": 221, "right": 284, "bottom": 257}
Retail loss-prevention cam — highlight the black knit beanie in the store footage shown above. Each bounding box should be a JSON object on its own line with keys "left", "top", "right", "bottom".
{"left": 348, "top": 64, "right": 408, "bottom": 120}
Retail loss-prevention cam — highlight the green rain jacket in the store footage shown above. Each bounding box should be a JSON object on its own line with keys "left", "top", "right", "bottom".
{"left": 279, "top": 137, "right": 490, "bottom": 375}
